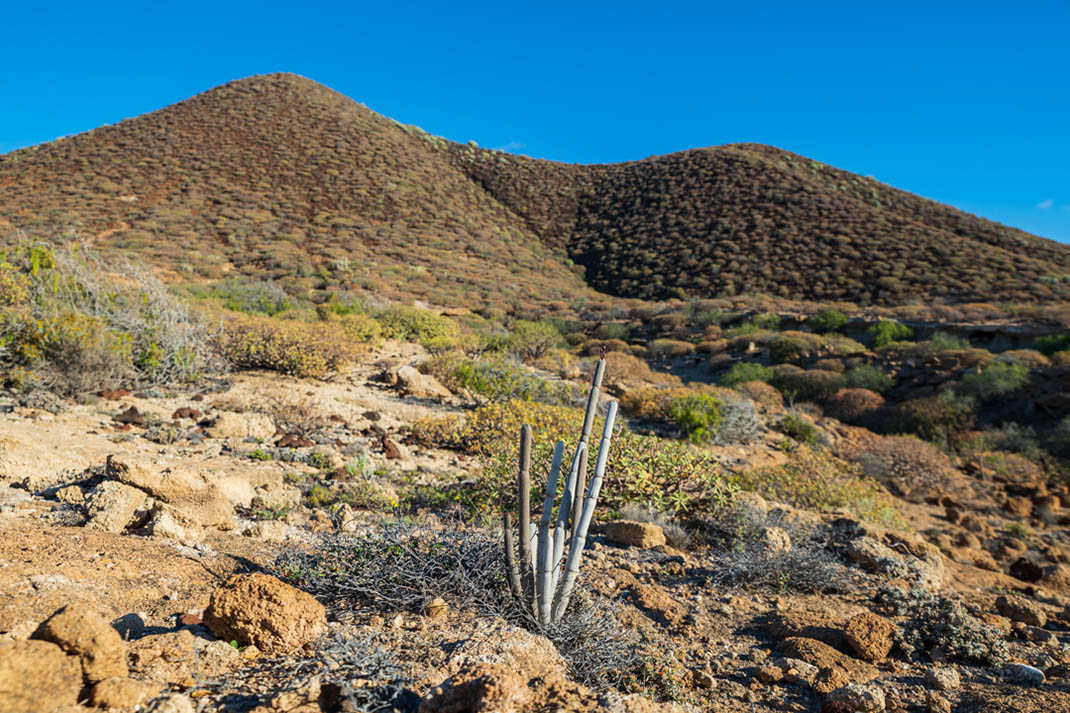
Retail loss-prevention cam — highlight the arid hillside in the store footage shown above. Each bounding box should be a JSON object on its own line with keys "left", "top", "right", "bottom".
{"left": 3, "top": 72, "right": 1070, "bottom": 308}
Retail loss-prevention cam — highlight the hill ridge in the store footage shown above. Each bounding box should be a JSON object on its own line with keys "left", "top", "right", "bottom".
{"left": 2, "top": 73, "right": 1069, "bottom": 307}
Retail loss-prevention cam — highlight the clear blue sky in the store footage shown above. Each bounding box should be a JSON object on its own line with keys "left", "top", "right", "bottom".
{"left": 3, "top": 1, "right": 1068, "bottom": 241}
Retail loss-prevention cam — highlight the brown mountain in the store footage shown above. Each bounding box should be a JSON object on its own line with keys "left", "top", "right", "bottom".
{"left": 2, "top": 72, "right": 1068, "bottom": 308}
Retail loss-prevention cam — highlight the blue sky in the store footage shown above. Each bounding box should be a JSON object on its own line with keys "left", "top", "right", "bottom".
{"left": 2, "top": 1, "right": 1068, "bottom": 241}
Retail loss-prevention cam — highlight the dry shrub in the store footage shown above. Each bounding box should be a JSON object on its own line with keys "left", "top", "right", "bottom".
{"left": 596, "top": 351, "right": 679, "bottom": 391}
{"left": 825, "top": 388, "right": 885, "bottom": 425}
{"left": 850, "top": 435, "right": 958, "bottom": 503}
{"left": 620, "top": 383, "right": 735, "bottom": 423}
{"left": 997, "top": 349, "right": 1050, "bottom": 368}
{"left": 647, "top": 339, "right": 695, "bottom": 360}
{"left": 737, "top": 380, "right": 784, "bottom": 412}
{"left": 814, "top": 357, "right": 846, "bottom": 373}
{"left": 218, "top": 314, "right": 362, "bottom": 377}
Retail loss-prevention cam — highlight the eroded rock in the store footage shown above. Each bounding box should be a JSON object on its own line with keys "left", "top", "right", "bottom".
{"left": 203, "top": 573, "right": 326, "bottom": 652}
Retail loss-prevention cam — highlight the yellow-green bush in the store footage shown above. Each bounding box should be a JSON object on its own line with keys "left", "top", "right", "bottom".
{"left": 218, "top": 314, "right": 362, "bottom": 377}
{"left": 769, "top": 331, "right": 826, "bottom": 363}
{"left": 375, "top": 305, "right": 459, "bottom": 343}
{"left": 734, "top": 448, "right": 905, "bottom": 529}
{"left": 410, "top": 399, "right": 590, "bottom": 454}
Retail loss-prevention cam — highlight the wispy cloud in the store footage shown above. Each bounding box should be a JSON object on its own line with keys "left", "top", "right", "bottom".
{"left": 494, "top": 141, "right": 526, "bottom": 152}
{"left": 1037, "top": 198, "right": 1055, "bottom": 210}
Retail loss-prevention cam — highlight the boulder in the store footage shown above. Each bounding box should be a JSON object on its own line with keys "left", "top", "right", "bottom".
{"left": 204, "top": 574, "right": 326, "bottom": 652}
{"left": 397, "top": 366, "right": 452, "bottom": 400}
{"left": 761, "top": 526, "right": 792, "bottom": 554}
{"left": 89, "top": 677, "right": 161, "bottom": 709}
{"left": 603, "top": 520, "right": 666, "bottom": 549}
{"left": 778, "top": 637, "right": 878, "bottom": 685}
{"left": 995, "top": 595, "right": 1048, "bottom": 627}
{"left": 107, "top": 455, "right": 233, "bottom": 529}
{"left": 446, "top": 617, "right": 566, "bottom": 681}
{"left": 844, "top": 612, "right": 895, "bottom": 662}
{"left": 205, "top": 412, "right": 276, "bottom": 440}
{"left": 0, "top": 639, "right": 82, "bottom": 713}
{"left": 142, "top": 693, "right": 195, "bottom": 713}
{"left": 925, "top": 666, "right": 962, "bottom": 691}
{"left": 84, "top": 480, "right": 149, "bottom": 533}
{"left": 420, "top": 663, "right": 531, "bottom": 713}
{"left": 31, "top": 604, "right": 128, "bottom": 683}
{"left": 826, "top": 683, "right": 886, "bottom": 712}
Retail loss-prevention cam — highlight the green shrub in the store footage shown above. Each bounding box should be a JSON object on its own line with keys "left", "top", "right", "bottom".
{"left": 810, "top": 309, "right": 848, "bottom": 333}
{"left": 213, "top": 279, "right": 292, "bottom": 316}
{"left": 886, "top": 393, "right": 976, "bottom": 442}
{"left": 778, "top": 415, "right": 818, "bottom": 445}
{"left": 719, "top": 361, "right": 774, "bottom": 387}
{"left": 725, "top": 313, "right": 780, "bottom": 338}
{"left": 595, "top": 323, "right": 630, "bottom": 341}
{"left": 868, "top": 320, "right": 913, "bottom": 348}
{"left": 770, "top": 368, "right": 845, "bottom": 402}
{"left": 669, "top": 393, "right": 723, "bottom": 444}
{"left": 503, "top": 320, "right": 562, "bottom": 360}
{"left": 959, "top": 362, "right": 1030, "bottom": 401}
{"left": 844, "top": 364, "right": 894, "bottom": 393}
{"left": 1035, "top": 332, "right": 1070, "bottom": 356}
{"left": 769, "top": 331, "right": 825, "bottom": 363}
{"left": 734, "top": 449, "right": 905, "bottom": 528}
{"left": 421, "top": 352, "right": 577, "bottom": 405}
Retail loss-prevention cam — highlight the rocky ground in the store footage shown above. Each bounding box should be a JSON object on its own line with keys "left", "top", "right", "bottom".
{"left": 2, "top": 342, "right": 1070, "bottom": 712}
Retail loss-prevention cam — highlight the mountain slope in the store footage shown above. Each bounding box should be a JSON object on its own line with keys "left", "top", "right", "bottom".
{"left": 2, "top": 72, "right": 1069, "bottom": 307}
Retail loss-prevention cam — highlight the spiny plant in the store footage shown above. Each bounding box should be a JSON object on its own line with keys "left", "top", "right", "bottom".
{"left": 503, "top": 354, "right": 618, "bottom": 625}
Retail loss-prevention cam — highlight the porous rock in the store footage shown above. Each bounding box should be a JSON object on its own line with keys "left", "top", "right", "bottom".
{"left": 396, "top": 365, "right": 452, "bottom": 400}
{"left": 89, "top": 677, "right": 161, "bottom": 709}
{"left": 203, "top": 573, "right": 326, "bottom": 652}
{"left": 107, "top": 454, "right": 233, "bottom": 529}
{"left": 826, "top": 682, "right": 886, "bottom": 712}
{"left": 844, "top": 611, "right": 895, "bottom": 662}
{"left": 924, "top": 666, "right": 961, "bottom": 691}
{"left": 0, "top": 639, "right": 82, "bottom": 713}
{"left": 31, "top": 604, "right": 128, "bottom": 683}
{"left": 84, "top": 480, "right": 148, "bottom": 533}
{"left": 603, "top": 520, "right": 666, "bottom": 549}
{"left": 995, "top": 595, "right": 1047, "bottom": 627}
{"left": 420, "top": 663, "right": 531, "bottom": 713}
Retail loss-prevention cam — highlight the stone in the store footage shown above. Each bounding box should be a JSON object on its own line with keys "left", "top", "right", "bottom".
{"left": 995, "top": 595, "right": 1047, "bottom": 627}
{"left": 142, "top": 693, "right": 195, "bottom": 713}
{"left": 424, "top": 597, "right": 448, "bottom": 618}
{"left": 84, "top": 480, "right": 148, "bottom": 533}
{"left": 31, "top": 604, "right": 128, "bottom": 683}
{"left": 205, "top": 412, "right": 275, "bottom": 440}
{"left": 826, "top": 683, "right": 886, "bottom": 712}
{"left": 203, "top": 573, "right": 326, "bottom": 652}
{"left": 396, "top": 365, "right": 452, "bottom": 400}
{"left": 1003, "top": 663, "right": 1045, "bottom": 686}
{"left": 761, "top": 526, "right": 792, "bottom": 554}
{"left": 420, "top": 663, "right": 531, "bottom": 713}
{"left": 1009, "top": 557, "right": 1044, "bottom": 583}
{"left": 147, "top": 503, "right": 201, "bottom": 542}
{"left": 445, "top": 617, "right": 566, "bottom": 682}
{"left": 0, "top": 619, "right": 38, "bottom": 641}
{"left": 603, "top": 520, "right": 666, "bottom": 549}
{"left": 812, "top": 666, "right": 852, "bottom": 695}
{"left": 844, "top": 612, "right": 895, "bottom": 662}
{"left": 845, "top": 537, "right": 906, "bottom": 576}
{"left": 1042, "top": 564, "right": 1070, "bottom": 595}
{"left": 779, "top": 638, "right": 878, "bottom": 685}
{"left": 755, "top": 663, "right": 784, "bottom": 684}
{"left": 54, "top": 485, "right": 84, "bottom": 505}
{"left": 244, "top": 520, "right": 287, "bottom": 542}
{"left": 773, "top": 657, "right": 819, "bottom": 686}
{"left": 924, "top": 666, "right": 961, "bottom": 691}
{"left": 89, "top": 677, "right": 161, "bottom": 708}
{"left": 108, "top": 455, "right": 233, "bottom": 529}
{"left": 1004, "top": 496, "right": 1033, "bottom": 517}
{"left": 0, "top": 639, "right": 82, "bottom": 713}
{"left": 927, "top": 691, "right": 952, "bottom": 713}
{"left": 692, "top": 669, "right": 716, "bottom": 688}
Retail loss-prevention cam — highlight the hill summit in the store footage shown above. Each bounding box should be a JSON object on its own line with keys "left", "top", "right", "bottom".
{"left": 2, "top": 72, "right": 1068, "bottom": 307}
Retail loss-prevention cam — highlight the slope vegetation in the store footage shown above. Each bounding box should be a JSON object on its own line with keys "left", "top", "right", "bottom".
{"left": 3, "top": 72, "right": 1069, "bottom": 308}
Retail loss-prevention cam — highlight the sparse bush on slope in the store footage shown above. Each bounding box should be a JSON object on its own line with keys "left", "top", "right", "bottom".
{"left": 0, "top": 238, "right": 224, "bottom": 394}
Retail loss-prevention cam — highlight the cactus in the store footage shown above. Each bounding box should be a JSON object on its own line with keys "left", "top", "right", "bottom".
{"left": 501, "top": 355, "right": 617, "bottom": 625}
